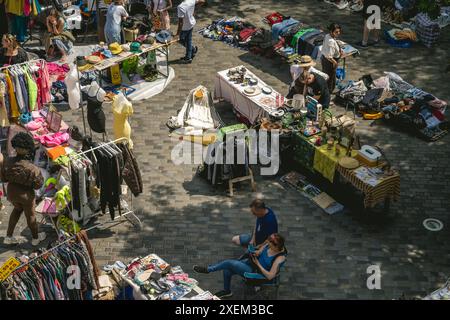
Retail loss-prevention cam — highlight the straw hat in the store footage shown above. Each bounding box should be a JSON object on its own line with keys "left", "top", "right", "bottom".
{"left": 298, "top": 55, "right": 316, "bottom": 67}
{"left": 339, "top": 156, "right": 360, "bottom": 169}
{"left": 86, "top": 55, "right": 102, "bottom": 64}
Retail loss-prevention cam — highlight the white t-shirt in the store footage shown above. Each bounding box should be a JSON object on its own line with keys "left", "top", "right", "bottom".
{"left": 321, "top": 33, "right": 341, "bottom": 59}
{"left": 107, "top": 4, "right": 128, "bottom": 25}
{"left": 177, "top": 0, "right": 196, "bottom": 31}
{"left": 153, "top": 0, "right": 167, "bottom": 10}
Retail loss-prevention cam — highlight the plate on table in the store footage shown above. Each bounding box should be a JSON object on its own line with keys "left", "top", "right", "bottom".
{"left": 243, "top": 86, "right": 261, "bottom": 96}
{"left": 262, "top": 86, "right": 272, "bottom": 94}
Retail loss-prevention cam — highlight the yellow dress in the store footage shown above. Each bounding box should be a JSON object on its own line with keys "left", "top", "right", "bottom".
{"left": 112, "top": 93, "right": 133, "bottom": 149}
{"left": 0, "top": 81, "right": 10, "bottom": 127}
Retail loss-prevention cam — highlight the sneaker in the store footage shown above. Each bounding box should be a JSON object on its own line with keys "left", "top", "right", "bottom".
{"left": 192, "top": 46, "right": 198, "bottom": 58}
{"left": 180, "top": 58, "right": 193, "bottom": 64}
{"left": 31, "top": 232, "right": 47, "bottom": 246}
{"left": 4, "top": 236, "right": 18, "bottom": 245}
{"left": 355, "top": 41, "right": 370, "bottom": 48}
{"left": 214, "top": 290, "right": 233, "bottom": 298}
{"left": 193, "top": 265, "right": 209, "bottom": 274}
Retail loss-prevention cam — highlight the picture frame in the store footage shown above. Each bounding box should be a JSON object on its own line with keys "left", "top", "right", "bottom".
{"left": 47, "top": 111, "right": 62, "bottom": 132}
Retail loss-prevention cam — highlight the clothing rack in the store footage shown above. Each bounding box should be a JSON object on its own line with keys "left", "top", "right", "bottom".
{"left": 2, "top": 205, "right": 139, "bottom": 282}
{"left": 0, "top": 58, "right": 46, "bottom": 72}
{"left": 66, "top": 137, "right": 141, "bottom": 232}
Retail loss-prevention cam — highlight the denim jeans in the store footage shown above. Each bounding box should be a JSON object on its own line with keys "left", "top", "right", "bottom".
{"left": 208, "top": 259, "right": 253, "bottom": 292}
{"left": 180, "top": 28, "right": 194, "bottom": 60}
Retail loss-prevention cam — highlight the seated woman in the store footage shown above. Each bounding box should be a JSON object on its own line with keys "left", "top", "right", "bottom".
{"left": 0, "top": 34, "right": 28, "bottom": 66}
{"left": 193, "top": 233, "right": 287, "bottom": 298}
{"left": 44, "top": 9, "right": 75, "bottom": 62}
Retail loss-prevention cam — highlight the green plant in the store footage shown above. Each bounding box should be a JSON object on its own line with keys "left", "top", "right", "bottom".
{"left": 417, "top": 0, "right": 441, "bottom": 19}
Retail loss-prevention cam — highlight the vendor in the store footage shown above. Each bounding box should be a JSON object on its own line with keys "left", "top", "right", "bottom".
{"left": 0, "top": 34, "right": 28, "bottom": 66}
{"left": 105, "top": 0, "right": 129, "bottom": 45}
{"left": 287, "top": 72, "right": 331, "bottom": 109}
{"left": 321, "top": 23, "right": 343, "bottom": 93}
{"left": 149, "top": 0, "right": 173, "bottom": 31}
{"left": 290, "top": 55, "right": 329, "bottom": 88}
{"left": 1, "top": 132, "right": 46, "bottom": 246}
{"left": 45, "top": 9, "right": 75, "bottom": 62}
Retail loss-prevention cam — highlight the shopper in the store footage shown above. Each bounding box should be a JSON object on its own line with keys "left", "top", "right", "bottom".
{"left": 151, "top": 0, "right": 173, "bottom": 31}
{"left": 231, "top": 199, "right": 278, "bottom": 248}
{"left": 287, "top": 72, "right": 331, "bottom": 109}
{"left": 357, "top": 0, "right": 381, "bottom": 47}
{"left": 321, "top": 23, "right": 343, "bottom": 93}
{"left": 194, "top": 233, "right": 287, "bottom": 298}
{"left": 175, "top": 0, "right": 206, "bottom": 64}
{"left": 1, "top": 133, "right": 46, "bottom": 246}
{"left": 45, "top": 9, "right": 75, "bottom": 62}
{"left": 104, "top": 0, "right": 129, "bottom": 45}
{"left": 0, "top": 34, "right": 28, "bottom": 66}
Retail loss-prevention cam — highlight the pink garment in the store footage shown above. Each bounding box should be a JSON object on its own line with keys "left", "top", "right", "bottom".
{"left": 47, "top": 63, "right": 70, "bottom": 81}
{"left": 166, "top": 273, "right": 190, "bottom": 282}
{"left": 38, "top": 61, "right": 52, "bottom": 105}
{"left": 38, "top": 131, "right": 70, "bottom": 147}
{"left": 24, "top": 0, "right": 32, "bottom": 16}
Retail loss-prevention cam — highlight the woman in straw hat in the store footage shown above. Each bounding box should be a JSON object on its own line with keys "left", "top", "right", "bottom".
{"left": 290, "top": 55, "right": 329, "bottom": 89}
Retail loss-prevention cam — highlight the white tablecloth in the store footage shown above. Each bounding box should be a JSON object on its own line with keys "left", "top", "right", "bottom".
{"left": 214, "top": 66, "right": 283, "bottom": 125}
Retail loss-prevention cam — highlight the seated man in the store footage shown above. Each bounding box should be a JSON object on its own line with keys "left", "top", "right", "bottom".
{"left": 232, "top": 199, "right": 278, "bottom": 249}
{"left": 287, "top": 72, "right": 331, "bottom": 109}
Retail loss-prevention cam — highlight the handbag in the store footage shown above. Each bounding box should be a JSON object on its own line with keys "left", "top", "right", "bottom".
{"left": 36, "top": 197, "right": 58, "bottom": 217}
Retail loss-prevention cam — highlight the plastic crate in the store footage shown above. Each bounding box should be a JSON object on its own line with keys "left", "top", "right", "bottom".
{"left": 384, "top": 30, "right": 413, "bottom": 48}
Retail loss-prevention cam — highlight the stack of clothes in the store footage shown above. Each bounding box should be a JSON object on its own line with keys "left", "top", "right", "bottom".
{"left": 346, "top": 72, "right": 448, "bottom": 141}
{"left": 264, "top": 12, "right": 330, "bottom": 60}
{"left": 198, "top": 17, "right": 260, "bottom": 50}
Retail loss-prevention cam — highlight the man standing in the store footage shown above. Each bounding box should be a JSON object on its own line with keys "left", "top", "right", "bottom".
{"left": 232, "top": 199, "right": 278, "bottom": 248}
{"left": 175, "top": 0, "right": 205, "bottom": 64}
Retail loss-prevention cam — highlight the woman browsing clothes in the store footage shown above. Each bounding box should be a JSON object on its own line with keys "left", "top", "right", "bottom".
{"left": 321, "top": 23, "right": 343, "bottom": 93}
{"left": 150, "top": 0, "right": 173, "bottom": 31}
{"left": 193, "top": 233, "right": 287, "bottom": 299}
{"left": 0, "top": 34, "right": 29, "bottom": 66}
{"left": 1, "top": 133, "right": 46, "bottom": 246}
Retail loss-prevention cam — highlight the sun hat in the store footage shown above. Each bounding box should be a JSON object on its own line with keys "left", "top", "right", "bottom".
{"left": 76, "top": 56, "right": 92, "bottom": 71}
{"left": 298, "top": 55, "right": 316, "bottom": 67}
{"left": 109, "top": 42, "right": 123, "bottom": 55}
{"left": 155, "top": 30, "right": 172, "bottom": 43}
{"left": 143, "top": 36, "right": 156, "bottom": 45}
{"left": 102, "top": 49, "right": 113, "bottom": 58}
{"left": 121, "top": 43, "right": 130, "bottom": 52}
{"left": 130, "top": 41, "right": 142, "bottom": 53}
{"left": 86, "top": 55, "right": 102, "bottom": 64}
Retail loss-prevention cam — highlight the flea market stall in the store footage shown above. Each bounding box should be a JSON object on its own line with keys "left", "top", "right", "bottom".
{"left": 335, "top": 71, "right": 448, "bottom": 141}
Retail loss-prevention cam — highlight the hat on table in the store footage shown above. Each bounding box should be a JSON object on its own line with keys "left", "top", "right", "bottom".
{"left": 86, "top": 55, "right": 102, "bottom": 65}
{"left": 76, "top": 56, "right": 92, "bottom": 72}
{"left": 155, "top": 30, "right": 172, "bottom": 43}
{"left": 109, "top": 42, "right": 123, "bottom": 55}
{"left": 298, "top": 55, "right": 316, "bottom": 67}
{"left": 130, "top": 42, "right": 142, "bottom": 53}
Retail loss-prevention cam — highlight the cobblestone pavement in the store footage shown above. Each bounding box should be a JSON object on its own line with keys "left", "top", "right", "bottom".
{"left": 1, "top": 0, "right": 450, "bottom": 299}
